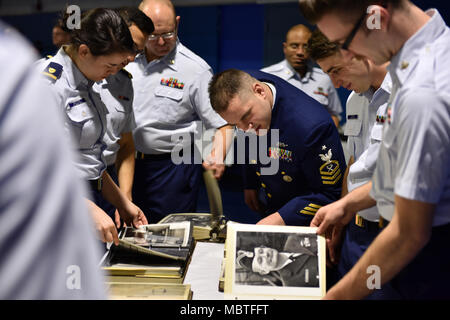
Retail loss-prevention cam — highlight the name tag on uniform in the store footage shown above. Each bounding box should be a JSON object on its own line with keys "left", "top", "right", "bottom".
{"left": 347, "top": 114, "right": 358, "bottom": 120}
{"left": 68, "top": 98, "right": 86, "bottom": 108}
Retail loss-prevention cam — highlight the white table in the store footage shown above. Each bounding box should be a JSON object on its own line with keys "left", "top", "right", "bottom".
{"left": 183, "top": 241, "right": 225, "bottom": 300}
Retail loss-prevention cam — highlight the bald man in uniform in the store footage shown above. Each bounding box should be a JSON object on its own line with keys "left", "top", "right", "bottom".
{"left": 127, "top": 0, "right": 233, "bottom": 223}
{"left": 262, "top": 24, "right": 342, "bottom": 127}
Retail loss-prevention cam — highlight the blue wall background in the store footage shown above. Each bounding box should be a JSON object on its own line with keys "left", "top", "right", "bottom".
{"left": 1, "top": 1, "right": 448, "bottom": 222}
{"left": 2, "top": 0, "right": 449, "bottom": 119}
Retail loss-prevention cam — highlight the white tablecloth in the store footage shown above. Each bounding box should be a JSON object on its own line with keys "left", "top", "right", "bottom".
{"left": 183, "top": 241, "right": 225, "bottom": 300}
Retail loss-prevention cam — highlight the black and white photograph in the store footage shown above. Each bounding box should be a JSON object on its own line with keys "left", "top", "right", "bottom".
{"left": 235, "top": 231, "right": 319, "bottom": 288}
{"left": 224, "top": 223, "right": 326, "bottom": 299}
{"left": 158, "top": 213, "right": 213, "bottom": 228}
{"left": 123, "top": 222, "right": 191, "bottom": 247}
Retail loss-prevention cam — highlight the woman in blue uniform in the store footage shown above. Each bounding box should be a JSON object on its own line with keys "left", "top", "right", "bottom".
{"left": 40, "top": 8, "right": 148, "bottom": 245}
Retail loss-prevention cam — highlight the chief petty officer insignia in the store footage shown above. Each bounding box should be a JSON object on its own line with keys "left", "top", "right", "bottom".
{"left": 318, "top": 146, "right": 342, "bottom": 185}
{"left": 160, "top": 77, "right": 184, "bottom": 89}
{"left": 42, "top": 62, "right": 63, "bottom": 83}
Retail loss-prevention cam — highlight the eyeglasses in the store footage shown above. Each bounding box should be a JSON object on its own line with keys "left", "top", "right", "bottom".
{"left": 340, "top": 11, "right": 367, "bottom": 51}
{"left": 148, "top": 30, "right": 176, "bottom": 41}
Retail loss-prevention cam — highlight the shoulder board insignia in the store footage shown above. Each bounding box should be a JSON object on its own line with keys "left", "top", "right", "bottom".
{"left": 120, "top": 68, "right": 133, "bottom": 79}
{"left": 42, "top": 62, "right": 63, "bottom": 82}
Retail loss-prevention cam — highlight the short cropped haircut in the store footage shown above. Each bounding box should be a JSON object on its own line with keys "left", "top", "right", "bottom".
{"left": 65, "top": 8, "right": 135, "bottom": 56}
{"left": 306, "top": 29, "right": 340, "bottom": 62}
{"left": 208, "top": 69, "right": 255, "bottom": 113}
{"left": 116, "top": 7, "right": 155, "bottom": 35}
{"left": 299, "top": 0, "right": 404, "bottom": 25}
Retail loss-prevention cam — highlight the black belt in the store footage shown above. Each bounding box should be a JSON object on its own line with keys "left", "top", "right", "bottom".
{"left": 136, "top": 150, "right": 187, "bottom": 161}
{"left": 354, "top": 214, "right": 387, "bottom": 231}
{"left": 88, "top": 178, "right": 103, "bottom": 192}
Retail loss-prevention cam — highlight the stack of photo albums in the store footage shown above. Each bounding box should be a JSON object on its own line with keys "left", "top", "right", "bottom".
{"left": 101, "top": 221, "right": 196, "bottom": 300}
{"left": 100, "top": 170, "right": 227, "bottom": 300}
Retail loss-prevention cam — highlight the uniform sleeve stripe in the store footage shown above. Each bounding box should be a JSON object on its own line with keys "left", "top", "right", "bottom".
{"left": 302, "top": 207, "right": 318, "bottom": 213}
{"left": 321, "top": 169, "right": 341, "bottom": 180}
{"left": 322, "top": 173, "right": 342, "bottom": 185}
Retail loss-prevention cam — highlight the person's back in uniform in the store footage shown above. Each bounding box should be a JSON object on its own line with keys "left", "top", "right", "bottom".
{"left": 0, "top": 21, "right": 105, "bottom": 299}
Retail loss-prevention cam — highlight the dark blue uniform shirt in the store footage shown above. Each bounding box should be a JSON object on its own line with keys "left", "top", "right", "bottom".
{"left": 242, "top": 71, "right": 346, "bottom": 226}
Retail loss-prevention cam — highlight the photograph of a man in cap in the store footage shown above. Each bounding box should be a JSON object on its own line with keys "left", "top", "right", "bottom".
{"left": 235, "top": 232, "right": 319, "bottom": 287}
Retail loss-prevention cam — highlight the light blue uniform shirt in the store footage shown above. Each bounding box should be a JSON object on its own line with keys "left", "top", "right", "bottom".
{"left": 93, "top": 69, "right": 135, "bottom": 166}
{"left": 41, "top": 47, "right": 108, "bottom": 180}
{"left": 0, "top": 22, "right": 105, "bottom": 299}
{"left": 261, "top": 59, "right": 343, "bottom": 117}
{"left": 345, "top": 73, "right": 391, "bottom": 221}
{"left": 126, "top": 40, "right": 227, "bottom": 154}
{"left": 371, "top": 9, "right": 450, "bottom": 226}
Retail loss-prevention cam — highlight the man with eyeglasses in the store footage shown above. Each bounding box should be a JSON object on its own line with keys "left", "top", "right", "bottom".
{"left": 299, "top": 0, "right": 450, "bottom": 299}
{"left": 306, "top": 29, "right": 401, "bottom": 299}
{"left": 126, "top": 0, "right": 233, "bottom": 223}
{"left": 262, "top": 24, "right": 342, "bottom": 128}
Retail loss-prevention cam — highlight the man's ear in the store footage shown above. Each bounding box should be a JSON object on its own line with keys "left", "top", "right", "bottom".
{"left": 77, "top": 44, "right": 91, "bottom": 59}
{"left": 252, "top": 82, "right": 266, "bottom": 98}
{"left": 176, "top": 16, "right": 181, "bottom": 29}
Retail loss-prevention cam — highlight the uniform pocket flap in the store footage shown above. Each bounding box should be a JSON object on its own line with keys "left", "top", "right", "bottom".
{"left": 154, "top": 86, "right": 184, "bottom": 101}
{"left": 66, "top": 99, "right": 95, "bottom": 124}
{"left": 344, "top": 119, "right": 362, "bottom": 136}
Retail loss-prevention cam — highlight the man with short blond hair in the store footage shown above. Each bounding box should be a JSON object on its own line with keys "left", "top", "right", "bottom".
{"left": 208, "top": 68, "right": 346, "bottom": 227}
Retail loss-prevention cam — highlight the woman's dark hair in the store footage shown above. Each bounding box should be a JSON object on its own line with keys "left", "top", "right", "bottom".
{"left": 116, "top": 7, "right": 154, "bottom": 35}
{"left": 64, "top": 8, "right": 135, "bottom": 56}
